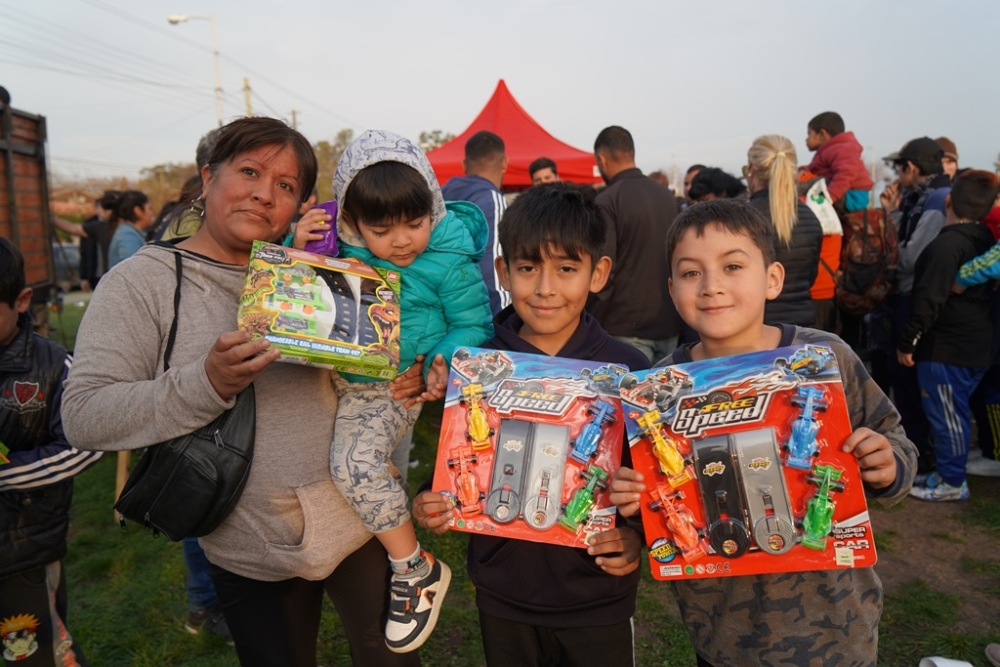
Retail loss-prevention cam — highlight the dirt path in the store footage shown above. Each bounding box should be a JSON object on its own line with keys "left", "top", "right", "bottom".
{"left": 871, "top": 476, "right": 1000, "bottom": 635}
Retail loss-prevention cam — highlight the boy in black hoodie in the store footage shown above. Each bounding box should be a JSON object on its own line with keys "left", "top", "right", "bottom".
{"left": 900, "top": 169, "right": 999, "bottom": 501}
{"left": 412, "top": 184, "right": 649, "bottom": 666}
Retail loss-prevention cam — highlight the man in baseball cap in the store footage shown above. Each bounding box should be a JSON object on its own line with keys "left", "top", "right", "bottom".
{"left": 879, "top": 136, "right": 952, "bottom": 481}
{"left": 882, "top": 136, "right": 944, "bottom": 172}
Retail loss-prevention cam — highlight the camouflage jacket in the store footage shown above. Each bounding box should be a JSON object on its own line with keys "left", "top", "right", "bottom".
{"left": 665, "top": 325, "right": 917, "bottom": 667}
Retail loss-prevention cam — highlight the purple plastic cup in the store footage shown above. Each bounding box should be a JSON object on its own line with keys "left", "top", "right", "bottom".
{"left": 303, "top": 200, "right": 339, "bottom": 256}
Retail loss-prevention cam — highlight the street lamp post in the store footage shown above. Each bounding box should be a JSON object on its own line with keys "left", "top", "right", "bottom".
{"left": 167, "top": 14, "right": 224, "bottom": 127}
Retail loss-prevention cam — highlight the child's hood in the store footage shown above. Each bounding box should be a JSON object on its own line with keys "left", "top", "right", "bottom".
{"left": 332, "top": 129, "right": 447, "bottom": 249}
{"left": 817, "top": 130, "right": 862, "bottom": 156}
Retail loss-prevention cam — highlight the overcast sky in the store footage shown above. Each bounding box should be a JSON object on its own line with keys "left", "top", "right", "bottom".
{"left": 3, "top": 0, "right": 998, "bottom": 186}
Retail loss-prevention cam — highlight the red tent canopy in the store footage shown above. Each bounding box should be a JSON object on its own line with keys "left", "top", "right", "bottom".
{"left": 427, "top": 80, "right": 601, "bottom": 190}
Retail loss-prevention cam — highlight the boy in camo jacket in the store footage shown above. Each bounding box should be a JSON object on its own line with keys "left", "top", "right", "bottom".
{"left": 611, "top": 199, "right": 917, "bottom": 666}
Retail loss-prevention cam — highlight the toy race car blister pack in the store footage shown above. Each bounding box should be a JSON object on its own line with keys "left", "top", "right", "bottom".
{"left": 623, "top": 344, "right": 876, "bottom": 580}
{"left": 431, "top": 347, "right": 636, "bottom": 548}
{"left": 237, "top": 241, "right": 401, "bottom": 378}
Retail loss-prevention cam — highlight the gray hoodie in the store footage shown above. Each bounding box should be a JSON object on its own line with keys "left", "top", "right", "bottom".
{"left": 63, "top": 245, "right": 371, "bottom": 581}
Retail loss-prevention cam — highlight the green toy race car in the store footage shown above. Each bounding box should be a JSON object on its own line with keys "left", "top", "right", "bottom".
{"left": 558, "top": 465, "right": 609, "bottom": 532}
{"left": 800, "top": 463, "right": 846, "bottom": 550}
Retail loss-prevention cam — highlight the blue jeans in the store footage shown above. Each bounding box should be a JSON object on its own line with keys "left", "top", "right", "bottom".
{"left": 183, "top": 537, "right": 219, "bottom": 613}
{"left": 917, "top": 361, "right": 987, "bottom": 487}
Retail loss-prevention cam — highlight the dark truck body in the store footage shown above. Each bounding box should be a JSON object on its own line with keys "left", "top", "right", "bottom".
{"left": 0, "top": 99, "right": 56, "bottom": 329}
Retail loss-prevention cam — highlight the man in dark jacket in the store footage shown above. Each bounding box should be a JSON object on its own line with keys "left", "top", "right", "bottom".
{"left": 441, "top": 131, "right": 509, "bottom": 314}
{"left": 589, "top": 126, "right": 680, "bottom": 363}
{"left": 0, "top": 238, "right": 100, "bottom": 665}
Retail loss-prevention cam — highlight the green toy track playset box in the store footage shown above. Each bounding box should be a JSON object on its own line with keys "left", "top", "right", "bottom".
{"left": 237, "top": 241, "right": 401, "bottom": 378}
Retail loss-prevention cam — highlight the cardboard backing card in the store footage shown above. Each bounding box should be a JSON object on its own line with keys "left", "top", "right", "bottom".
{"left": 622, "top": 344, "right": 876, "bottom": 580}
{"left": 432, "top": 347, "right": 639, "bottom": 548}
{"left": 237, "top": 241, "right": 401, "bottom": 378}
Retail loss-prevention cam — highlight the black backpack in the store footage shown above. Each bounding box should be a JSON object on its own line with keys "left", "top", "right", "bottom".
{"left": 114, "top": 252, "right": 255, "bottom": 540}
{"left": 830, "top": 208, "right": 899, "bottom": 316}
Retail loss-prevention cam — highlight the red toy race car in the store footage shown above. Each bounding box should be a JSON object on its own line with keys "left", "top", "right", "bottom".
{"left": 448, "top": 446, "right": 484, "bottom": 515}
{"left": 649, "top": 485, "right": 706, "bottom": 561}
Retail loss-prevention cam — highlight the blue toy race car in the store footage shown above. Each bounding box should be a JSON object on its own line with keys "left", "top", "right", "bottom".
{"left": 570, "top": 400, "right": 616, "bottom": 463}
{"left": 785, "top": 385, "right": 828, "bottom": 469}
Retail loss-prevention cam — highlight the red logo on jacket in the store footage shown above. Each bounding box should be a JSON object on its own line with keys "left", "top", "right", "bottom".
{"left": 2, "top": 382, "right": 46, "bottom": 414}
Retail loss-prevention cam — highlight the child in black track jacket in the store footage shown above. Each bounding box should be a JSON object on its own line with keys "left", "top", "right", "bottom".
{"left": 0, "top": 238, "right": 101, "bottom": 665}
{"left": 412, "top": 184, "right": 650, "bottom": 666}
{"left": 901, "top": 170, "right": 999, "bottom": 501}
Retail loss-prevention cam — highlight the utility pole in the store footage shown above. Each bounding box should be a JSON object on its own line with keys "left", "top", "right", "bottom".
{"left": 290, "top": 110, "right": 298, "bottom": 130}
{"left": 243, "top": 78, "right": 252, "bottom": 116}
{"left": 868, "top": 146, "right": 877, "bottom": 208}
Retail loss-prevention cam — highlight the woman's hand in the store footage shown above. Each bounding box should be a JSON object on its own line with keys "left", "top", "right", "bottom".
{"left": 204, "top": 331, "right": 280, "bottom": 401}
{"left": 291, "top": 207, "right": 333, "bottom": 250}
{"left": 421, "top": 354, "right": 449, "bottom": 402}
{"left": 391, "top": 355, "right": 427, "bottom": 408}
{"left": 390, "top": 355, "right": 449, "bottom": 408}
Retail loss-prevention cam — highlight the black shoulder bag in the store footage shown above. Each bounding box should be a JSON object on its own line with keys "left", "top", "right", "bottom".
{"left": 114, "top": 252, "right": 256, "bottom": 541}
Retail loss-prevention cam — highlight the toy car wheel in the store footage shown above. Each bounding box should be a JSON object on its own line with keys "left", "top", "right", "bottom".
{"left": 620, "top": 374, "right": 638, "bottom": 390}
{"left": 752, "top": 515, "right": 796, "bottom": 555}
{"left": 774, "top": 358, "right": 788, "bottom": 368}
{"left": 808, "top": 360, "right": 820, "bottom": 374}
{"left": 580, "top": 368, "right": 592, "bottom": 378}
{"left": 707, "top": 391, "right": 732, "bottom": 404}
{"left": 709, "top": 519, "right": 751, "bottom": 558}
{"left": 454, "top": 348, "right": 470, "bottom": 361}
{"left": 655, "top": 389, "right": 678, "bottom": 412}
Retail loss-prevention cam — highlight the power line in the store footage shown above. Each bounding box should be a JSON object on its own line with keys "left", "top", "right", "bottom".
{"left": 0, "top": 4, "right": 208, "bottom": 90}
{"left": 75, "top": 0, "right": 367, "bottom": 130}
{"left": 74, "top": 106, "right": 214, "bottom": 159}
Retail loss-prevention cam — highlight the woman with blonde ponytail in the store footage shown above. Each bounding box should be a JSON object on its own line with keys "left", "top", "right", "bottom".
{"left": 745, "top": 134, "right": 823, "bottom": 326}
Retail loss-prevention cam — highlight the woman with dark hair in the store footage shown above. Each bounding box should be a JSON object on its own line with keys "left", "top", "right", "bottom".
{"left": 745, "top": 135, "right": 823, "bottom": 327}
{"left": 62, "top": 116, "right": 428, "bottom": 666}
{"left": 79, "top": 190, "right": 119, "bottom": 290}
{"left": 107, "top": 190, "right": 153, "bottom": 268}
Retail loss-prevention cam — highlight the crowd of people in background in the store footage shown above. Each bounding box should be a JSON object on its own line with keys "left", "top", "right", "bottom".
{"left": 5, "top": 109, "right": 1000, "bottom": 667}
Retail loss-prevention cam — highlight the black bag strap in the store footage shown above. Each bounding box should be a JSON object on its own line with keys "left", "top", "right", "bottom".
{"left": 820, "top": 257, "right": 837, "bottom": 280}
{"left": 163, "top": 251, "right": 183, "bottom": 372}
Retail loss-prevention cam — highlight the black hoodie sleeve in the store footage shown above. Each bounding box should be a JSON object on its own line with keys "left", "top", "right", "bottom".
{"left": 899, "top": 233, "right": 965, "bottom": 353}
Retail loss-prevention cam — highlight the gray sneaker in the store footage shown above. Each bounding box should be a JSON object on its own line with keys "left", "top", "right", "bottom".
{"left": 967, "top": 456, "right": 1000, "bottom": 477}
{"left": 909, "top": 479, "right": 969, "bottom": 502}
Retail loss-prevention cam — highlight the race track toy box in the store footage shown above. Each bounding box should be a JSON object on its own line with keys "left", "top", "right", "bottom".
{"left": 237, "top": 241, "right": 401, "bottom": 378}
{"left": 431, "top": 347, "right": 636, "bottom": 548}
{"left": 622, "top": 344, "right": 876, "bottom": 580}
